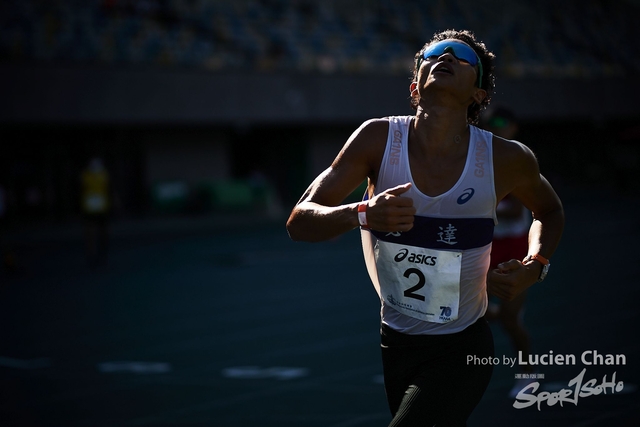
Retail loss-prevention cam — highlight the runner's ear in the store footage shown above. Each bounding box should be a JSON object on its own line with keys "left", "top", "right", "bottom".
{"left": 472, "top": 88, "right": 487, "bottom": 105}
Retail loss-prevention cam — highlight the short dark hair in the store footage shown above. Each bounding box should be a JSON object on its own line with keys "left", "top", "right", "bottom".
{"left": 411, "top": 29, "right": 496, "bottom": 125}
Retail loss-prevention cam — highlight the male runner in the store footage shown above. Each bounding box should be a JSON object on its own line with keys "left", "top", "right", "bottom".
{"left": 286, "top": 29, "right": 564, "bottom": 426}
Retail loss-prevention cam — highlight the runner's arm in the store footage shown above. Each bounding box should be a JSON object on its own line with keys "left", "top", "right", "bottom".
{"left": 489, "top": 141, "right": 565, "bottom": 300}
{"left": 286, "top": 119, "right": 415, "bottom": 242}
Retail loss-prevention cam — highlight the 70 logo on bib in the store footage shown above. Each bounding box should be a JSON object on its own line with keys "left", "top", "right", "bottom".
{"left": 375, "top": 241, "right": 462, "bottom": 324}
{"left": 440, "top": 305, "right": 453, "bottom": 321}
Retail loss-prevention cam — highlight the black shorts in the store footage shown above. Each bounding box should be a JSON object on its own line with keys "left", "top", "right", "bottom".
{"left": 381, "top": 317, "right": 494, "bottom": 427}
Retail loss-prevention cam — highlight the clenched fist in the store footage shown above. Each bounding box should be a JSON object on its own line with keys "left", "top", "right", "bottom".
{"left": 365, "top": 182, "right": 416, "bottom": 232}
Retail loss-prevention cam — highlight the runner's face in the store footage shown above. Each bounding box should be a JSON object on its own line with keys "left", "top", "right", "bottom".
{"left": 417, "top": 39, "right": 480, "bottom": 97}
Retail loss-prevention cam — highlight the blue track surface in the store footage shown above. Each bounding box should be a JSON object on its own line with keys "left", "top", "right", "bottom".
{"left": 1, "top": 194, "right": 639, "bottom": 426}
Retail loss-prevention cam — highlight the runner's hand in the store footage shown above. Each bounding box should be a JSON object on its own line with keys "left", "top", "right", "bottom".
{"left": 487, "top": 259, "right": 539, "bottom": 301}
{"left": 366, "top": 183, "right": 416, "bottom": 232}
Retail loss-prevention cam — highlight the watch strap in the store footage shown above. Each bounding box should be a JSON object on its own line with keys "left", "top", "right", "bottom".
{"left": 523, "top": 254, "right": 550, "bottom": 282}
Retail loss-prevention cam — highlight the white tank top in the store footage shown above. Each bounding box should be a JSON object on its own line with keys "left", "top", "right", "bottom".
{"left": 361, "top": 116, "right": 497, "bottom": 335}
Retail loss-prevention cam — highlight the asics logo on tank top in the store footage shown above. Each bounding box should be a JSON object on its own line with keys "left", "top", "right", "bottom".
{"left": 457, "top": 187, "right": 475, "bottom": 204}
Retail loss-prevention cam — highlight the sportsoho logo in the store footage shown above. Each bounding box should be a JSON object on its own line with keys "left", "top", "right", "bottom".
{"left": 394, "top": 248, "right": 437, "bottom": 266}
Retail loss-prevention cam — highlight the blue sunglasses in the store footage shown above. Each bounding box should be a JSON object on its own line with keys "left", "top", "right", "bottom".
{"left": 420, "top": 40, "right": 483, "bottom": 88}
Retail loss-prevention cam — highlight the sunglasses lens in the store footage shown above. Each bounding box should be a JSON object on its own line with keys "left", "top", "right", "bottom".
{"left": 423, "top": 41, "right": 478, "bottom": 66}
{"left": 420, "top": 39, "right": 484, "bottom": 88}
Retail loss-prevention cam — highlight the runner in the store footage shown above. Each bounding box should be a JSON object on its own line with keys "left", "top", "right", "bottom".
{"left": 286, "top": 29, "right": 564, "bottom": 426}
{"left": 81, "top": 157, "right": 111, "bottom": 268}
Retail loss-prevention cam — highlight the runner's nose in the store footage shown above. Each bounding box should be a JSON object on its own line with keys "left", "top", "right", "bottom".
{"left": 437, "top": 52, "right": 457, "bottom": 63}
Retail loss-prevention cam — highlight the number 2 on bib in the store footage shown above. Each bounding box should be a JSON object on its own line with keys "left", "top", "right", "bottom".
{"left": 403, "top": 268, "right": 426, "bottom": 301}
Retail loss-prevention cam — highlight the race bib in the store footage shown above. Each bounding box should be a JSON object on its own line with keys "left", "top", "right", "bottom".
{"left": 375, "top": 240, "right": 462, "bottom": 323}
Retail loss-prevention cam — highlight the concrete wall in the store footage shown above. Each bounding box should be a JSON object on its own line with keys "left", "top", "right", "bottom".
{"left": 2, "top": 64, "right": 638, "bottom": 216}
{"left": 3, "top": 63, "right": 639, "bottom": 126}
{"left": 143, "top": 130, "right": 230, "bottom": 186}
{"left": 306, "top": 128, "right": 349, "bottom": 181}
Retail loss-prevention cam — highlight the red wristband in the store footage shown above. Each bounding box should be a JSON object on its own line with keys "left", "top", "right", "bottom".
{"left": 523, "top": 254, "right": 549, "bottom": 265}
{"left": 357, "top": 203, "right": 368, "bottom": 228}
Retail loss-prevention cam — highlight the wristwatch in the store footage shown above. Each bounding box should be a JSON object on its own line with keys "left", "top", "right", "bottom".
{"left": 523, "top": 254, "right": 550, "bottom": 282}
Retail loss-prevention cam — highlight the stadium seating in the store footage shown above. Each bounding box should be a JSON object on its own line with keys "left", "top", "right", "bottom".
{"left": 0, "top": 0, "right": 637, "bottom": 78}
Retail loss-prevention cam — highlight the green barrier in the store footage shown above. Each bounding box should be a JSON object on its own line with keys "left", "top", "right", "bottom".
{"left": 197, "top": 180, "right": 255, "bottom": 211}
